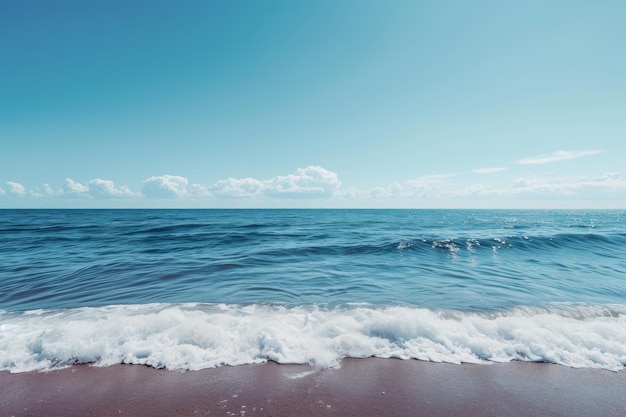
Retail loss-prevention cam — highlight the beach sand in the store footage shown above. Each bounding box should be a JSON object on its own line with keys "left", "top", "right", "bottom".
{"left": 2, "top": 358, "right": 625, "bottom": 417}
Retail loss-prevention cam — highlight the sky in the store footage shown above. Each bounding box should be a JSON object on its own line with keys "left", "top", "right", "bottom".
{"left": 1, "top": 0, "right": 625, "bottom": 208}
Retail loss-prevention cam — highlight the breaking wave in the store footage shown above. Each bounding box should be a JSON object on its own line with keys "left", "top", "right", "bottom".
{"left": 1, "top": 303, "right": 625, "bottom": 373}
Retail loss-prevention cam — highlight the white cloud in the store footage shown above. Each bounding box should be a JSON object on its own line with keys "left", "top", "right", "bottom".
{"left": 6, "top": 181, "right": 26, "bottom": 196}
{"left": 404, "top": 174, "right": 454, "bottom": 198}
{"left": 187, "top": 183, "right": 212, "bottom": 198}
{"left": 141, "top": 175, "right": 210, "bottom": 198}
{"left": 30, "top": 184, "right": 55, "bottom": 197}
{"left": 63, "top": 178, "right": 90, "bottom": 195}
{"left": 568, "top": 172, "right": 626, "bottom": 190}
{"left": 4, "top": 166, "right": 623, "bottom": 207}
{"left": 2, "top": 179, "right": 138, "bottom": 200}
{"left": 142, "top": 175, "right": 189, "bottom": 198}
{"left": 591, "top": 172, "right": 626, "bottom": 188}
{"left": 366, "top": 174, "right": 454, "bottom": 199}
{"left": 88, "top": 179, "right": 136, "bottom": 198}
{"left": 210, "top": 177, "right": 264, "bottom": 198}
{"left": 265, "top": 165, "right": 341, "bottom": 198}
{"left": 210, "top": 166, "right": 341, "bottom": 199}
{"left": 505, "top": 172, "right": 626, "bottom": 195}
{"left": 369, "top": 183, "right": 405, "bottom": 199}
{"left": 472, "top": 167, "right": 508, "bottom": 174}
{"left": 340, "top": 186, "right": 369, "bottom": 199}
{"left": 518, "top": 150, "right": 601, "bottom": 165}
{"left": 359, "top": 170, "right": 626, "bottom": 202}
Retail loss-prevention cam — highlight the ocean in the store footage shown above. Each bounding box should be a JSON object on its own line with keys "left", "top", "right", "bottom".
{"left": 1, "top": 209, "right": 625, "bottom": 372}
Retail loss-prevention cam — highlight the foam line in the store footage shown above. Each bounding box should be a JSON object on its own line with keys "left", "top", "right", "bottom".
{"left": 1, "top": 303, "right": 625, "bottom": 373}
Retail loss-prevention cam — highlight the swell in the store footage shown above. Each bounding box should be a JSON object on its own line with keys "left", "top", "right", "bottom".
{"left": 2, "top": 210, "right": 625, "bottom": 312}
{"left": 2, "top": 232, "right": 625, "bottom": 260}
{"left": 2, "top": 232, "right": 625, "bottom": 311}
{"left": 243, "top": 232, "right": 626, "bottom": 257}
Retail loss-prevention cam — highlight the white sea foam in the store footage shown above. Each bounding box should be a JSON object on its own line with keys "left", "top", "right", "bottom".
{"left": 1, "top": 303, "right": 625, "bottom": 373}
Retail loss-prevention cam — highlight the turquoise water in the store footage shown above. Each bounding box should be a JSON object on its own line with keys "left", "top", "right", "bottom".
{"left": 1, "top": 209, "right": 625, "bottom": 371}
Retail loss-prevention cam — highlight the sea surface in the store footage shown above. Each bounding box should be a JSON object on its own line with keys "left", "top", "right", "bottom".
{"left": 1, "top": 209, "right": 625, "bottom": 372}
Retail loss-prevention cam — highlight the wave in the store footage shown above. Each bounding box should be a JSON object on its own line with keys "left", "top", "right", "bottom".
{"left": 1, "top": 303, "right": 625, "bottom": 373}
{"left": 212, "top": 232, "right": 626, "bottom": 263}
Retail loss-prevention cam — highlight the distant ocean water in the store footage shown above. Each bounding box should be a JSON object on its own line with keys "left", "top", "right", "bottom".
{"left": 1, "top": 209, "right": 625, "bottom": 372}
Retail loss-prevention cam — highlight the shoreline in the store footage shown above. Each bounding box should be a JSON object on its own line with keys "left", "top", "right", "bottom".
{"left": 2, "top": 359, "right": 625, "bottom": 417}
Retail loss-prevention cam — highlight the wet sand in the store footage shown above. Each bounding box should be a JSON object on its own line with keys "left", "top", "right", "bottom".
{"left": 2, "top": 359, "right": 625, "bottom": 417}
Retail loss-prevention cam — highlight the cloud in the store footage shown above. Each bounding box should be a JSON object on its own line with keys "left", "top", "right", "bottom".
{"left": 210, "top": 177, "right": 264, "bottom": 198}
{"left": 366, "top": 174, "right": 454, "bottom": 199}
{"left": 472, "top": 167, "right": 508, "bottom": 174}
{"left": 3, "top": 167, "right": 340, "bottom": 202}
{"left": 359, "top": 170, "right": 626, "bottom": 202}
{"left": 142, "top": 175, "right": 189, "bottom": 198}
{"left": 369, "top": 183, "right": 405, "bottom": 199}
{"left": 6, "top": 181, "right": 26, "bottom": 196}
{"left": 404, "top": 174, "right": 454, "bottom": 198}
{"left": 88, "top": 179, "right": 137, "bottom": 198}
{"left": 187, "top": 183, "right": 212, "bottom": 198}
{"left": 141, "top": 175, "right": 210, "bottom": 198}
{"left": 4, "top": 166, "right": 623, "bottom": 207}
{"left": 63, "top": 178, "right": 89, "bottom": 195}
{"left": 592, "top": 172, "right": 625, "bottom": 187}
{"left": 1, "top": 178, "right": 139, "bottom": 200}
{"left": 59, "top": 178, "right": 138, "bottom": 199}
{"left": 30, "top": 184, "right": 55, "bottom": 197}
{"left": 210, "top": 166, "right": 341, "bottom": 199}
{"left": 506, "top": 172, "right": 626, "bottom": 195}
{"left": 518, "top": 150, "right": 601, "bottom": 165}
{"left": 340, "top": 186, "right": 369, "bottom": 199}
{"left": 265, "top": 165, "right": 341, "bottom": 198}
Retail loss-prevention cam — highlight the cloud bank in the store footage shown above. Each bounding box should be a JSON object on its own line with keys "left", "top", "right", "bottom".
{"left": 3, "top": 179, "right": 139, "bottom": 199}
{"left": 2, "top": 161, "right": 624, "bottom": 207}
{"left": 140, "top": 166, "right": 340, "bottom": 200}
{"left": 210, "top": 166, "right": 341, "bottom": 199}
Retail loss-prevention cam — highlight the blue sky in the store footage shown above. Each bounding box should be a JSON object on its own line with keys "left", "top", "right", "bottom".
{"left": 2, "top": 0, "right": 625, "bottom": 208}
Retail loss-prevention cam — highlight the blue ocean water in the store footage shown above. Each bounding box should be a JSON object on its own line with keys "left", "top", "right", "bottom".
{"left": 1, "top": 209, "right": 625, "bottom": 371}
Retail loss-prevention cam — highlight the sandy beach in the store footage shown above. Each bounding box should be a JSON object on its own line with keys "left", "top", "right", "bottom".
{"left": 2, "top": 358, "right": 625, "bottom": 417}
